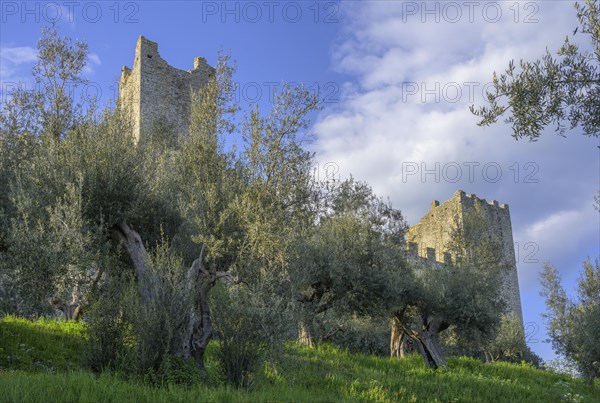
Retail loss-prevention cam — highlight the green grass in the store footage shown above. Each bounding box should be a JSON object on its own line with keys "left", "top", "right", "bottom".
{"left": 1, "top": 316, "right": 599, "bottom": 402}
{"left": 0, "top": 315, "right": 86, "bottom": 372}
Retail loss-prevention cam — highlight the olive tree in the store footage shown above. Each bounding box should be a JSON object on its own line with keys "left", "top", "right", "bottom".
{"left": 540, "top": 259, "right": 600, "bottom": 381}
{"left": 471, "top": 0, "right": 599, "bottom": 140}
{"left": 292, "top": 178, "right": 409, "bottom": 347}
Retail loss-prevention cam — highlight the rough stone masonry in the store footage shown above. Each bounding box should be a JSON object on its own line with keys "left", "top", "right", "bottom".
{"left": 407, "top": 190, "right": 524, "bottom": 328}
{"left": 118, "top": 36, "right": 215, "bottom": 142}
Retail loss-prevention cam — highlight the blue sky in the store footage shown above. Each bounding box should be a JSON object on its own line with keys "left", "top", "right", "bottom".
{"left": 1, "top": 1, "right": 599, "bottom": 363}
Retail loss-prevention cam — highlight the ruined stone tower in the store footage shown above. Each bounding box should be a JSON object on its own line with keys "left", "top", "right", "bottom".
{"left": 118, "top": 36, "right": 214, "bottom": 142}
{"left": 406, "top": 190, "right": 524, "bottom": 326}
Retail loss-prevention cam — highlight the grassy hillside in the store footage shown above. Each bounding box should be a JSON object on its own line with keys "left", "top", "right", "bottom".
{"left": 1, "top": 316, "right": 598, "bottom": 402}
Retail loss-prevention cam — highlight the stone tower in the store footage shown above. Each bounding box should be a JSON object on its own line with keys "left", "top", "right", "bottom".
{"left": 118, "top": 36, "right": 215, "bottom": 142}
{"left": 406, "top": 190, "right": 524, "bottom": 326}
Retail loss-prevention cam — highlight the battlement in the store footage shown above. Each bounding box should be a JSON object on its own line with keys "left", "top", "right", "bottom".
{"left": 406, "top": 253, "right": 448, "bottom": 271}
{"left": 406, "top": 242, "right": 453, "bottom": 265}
{"left": 454, "top": 189, "right": 509, "bottom": 211}
{"left": 118, "top": 36, "right": 215, "bottom": 142}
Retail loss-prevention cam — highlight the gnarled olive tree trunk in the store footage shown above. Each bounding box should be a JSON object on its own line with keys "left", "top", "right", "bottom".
{"left": 112, "top": 222, "right": 231, "bottom": 373}
{"left": 393, "top": 310, "right": 448, "bottom": 369}
{"left": 415, "top": 316, "right": 448, "bottom": 369}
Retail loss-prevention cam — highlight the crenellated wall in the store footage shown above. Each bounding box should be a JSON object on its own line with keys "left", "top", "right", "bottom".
{"left": 406, "top": 190, "right": 524, "bottom": 327}
{"left": 118, "top": 36, "right": 215, "bottom": 142}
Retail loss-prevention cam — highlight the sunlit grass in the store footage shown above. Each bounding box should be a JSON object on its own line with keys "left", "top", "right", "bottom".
{"left": 1, "top": 316, "right": 598, "bottom": 402}
{"left": 0, "top": 315, "right": 86, "bottom": 372}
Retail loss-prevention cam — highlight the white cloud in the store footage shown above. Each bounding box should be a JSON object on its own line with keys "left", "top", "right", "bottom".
{"left": 0, "top": 46, "right": 38, "bottom": 102}
{"left": 88, "top": 53, "right": 101, "bottom": 66}
{"left": 0, "top": 46, "right": 37, "bottom": 65}
{"left": 0, "top": 46, "right": 37, "bottom": 82}
{"left": 83, "top": 53, "right": 101, "bottom": 75}
{"left": 315, "top": 0, "right": 597, "bottom": 222}
{"left": 515, "top": 201, "right": 599, "bottom": 288}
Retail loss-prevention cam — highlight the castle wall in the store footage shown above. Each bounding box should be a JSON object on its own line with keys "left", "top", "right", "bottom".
{"left": 118, "top": 36, "right": 214, "bottom": 142}
{"left": 407, "top": 190, "right": 524, "bottom": 326}
{"left": 406, "top": 197, "right": 462, "bottom": 264}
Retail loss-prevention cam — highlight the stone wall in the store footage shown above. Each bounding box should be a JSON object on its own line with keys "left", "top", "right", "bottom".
{"left": 407, "top": 190, "right": 524, "bottom": 327}
{"left": 118, "top": 36, "right": 214, "bottom": 142}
